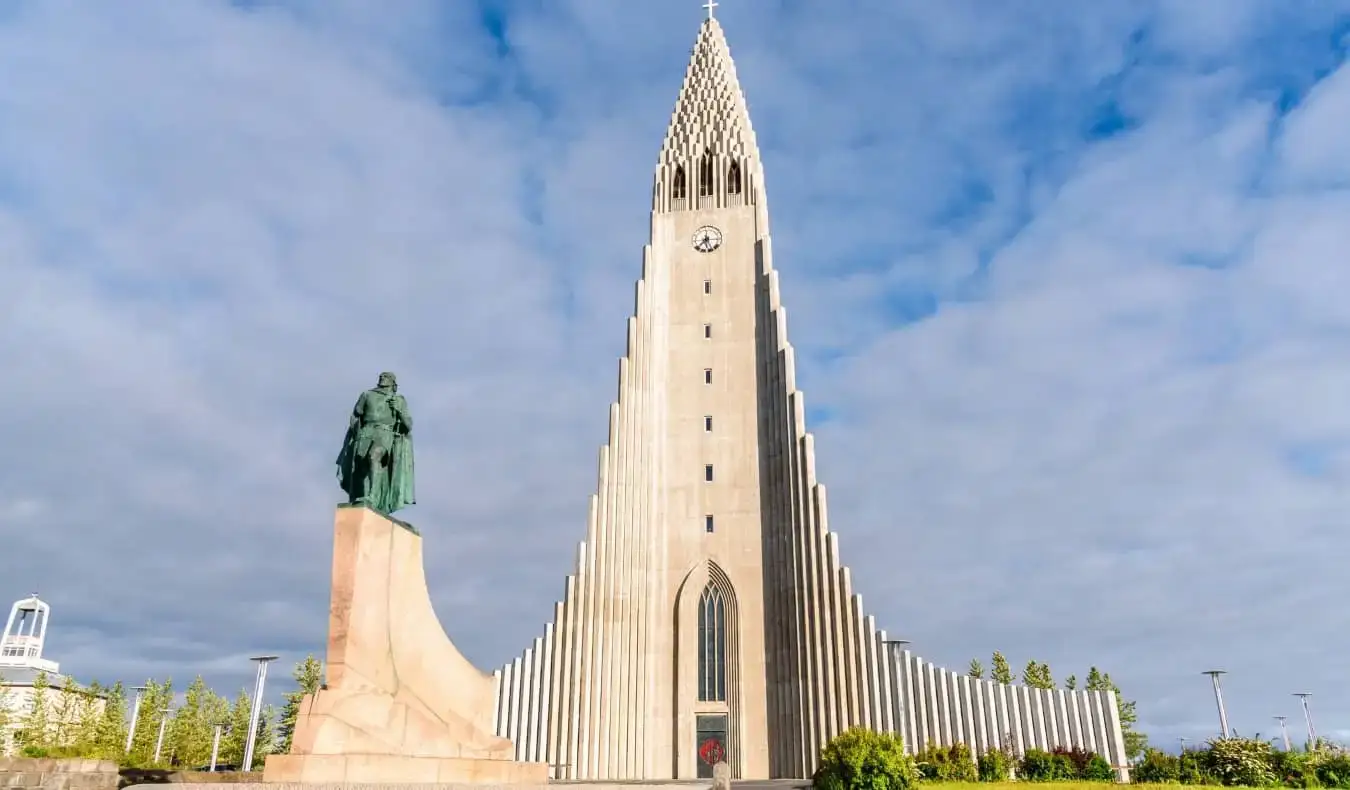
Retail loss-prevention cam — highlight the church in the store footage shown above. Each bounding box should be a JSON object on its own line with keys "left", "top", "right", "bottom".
{"left": 490, "top": 13, "right": 1129, "bottom": 782}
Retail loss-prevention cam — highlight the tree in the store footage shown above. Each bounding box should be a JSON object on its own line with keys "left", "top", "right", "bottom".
{"left": 0, "top": 672, "right": 13, "bottom": 753}
{"left": 167, "top": 676, "right": 219, "bottom": 767}
{"left": 966, "top": 659, "right": 984, "bottom": 680}
{"left": 1064, "top": 674, "right": 1077, "bottom": 690}
{"left": 127, "top": 679, "right": 175, "bottom": 766}
{"left": 990, "top": 652, "right": 1013, "bottom": 684}
{"left": 220, "top": 689, "right": 254, "bottom": 768}
{"left": 92, "top": 682, "right": 129, "bottom": 759}
{"left": 252, "top": 703, "right": 279, "bottom": 769}
{"left": 1085, "top": 667, "right": 1148, "bottom": 759}
{"left": 17, "top": 671, "right": 53, "bottom": 753}
{"left": 277, "top": 655, "right": 323, "bottom": 755}
{"left": 62, "top": 678, "right": 105, "bottom": 756}
{"left": 1021, "top": 661, "right": 1055, "bottom": 690}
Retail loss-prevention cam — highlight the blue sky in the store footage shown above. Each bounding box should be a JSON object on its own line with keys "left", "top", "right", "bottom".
{"left": 2, "top": 0, "right": 1349, "bottom": 750}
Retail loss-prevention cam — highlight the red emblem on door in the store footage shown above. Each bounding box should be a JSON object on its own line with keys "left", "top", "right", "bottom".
{"left": 699, "top": 737, "right": 725, "bottom": 765}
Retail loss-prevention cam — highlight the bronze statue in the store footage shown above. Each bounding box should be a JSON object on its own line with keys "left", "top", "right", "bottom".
{"left": 337, "top": 372, "right": 416, "bottom": 515}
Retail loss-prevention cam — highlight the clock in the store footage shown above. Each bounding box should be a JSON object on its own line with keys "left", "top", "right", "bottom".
{"left": 692, "top": 225, "right": 723, "bottom": 253}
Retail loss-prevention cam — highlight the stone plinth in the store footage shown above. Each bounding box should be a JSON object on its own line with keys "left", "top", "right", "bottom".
{"left": 262, "top": 505, "right": 548, "bottom": 785}
{"left": 0, "top": 758, "right": 118, "bottom": 790}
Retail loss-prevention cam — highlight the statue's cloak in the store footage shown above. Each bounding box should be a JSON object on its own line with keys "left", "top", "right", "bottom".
{"left": 336, "top": 394, "right": 416, "bottom": 515}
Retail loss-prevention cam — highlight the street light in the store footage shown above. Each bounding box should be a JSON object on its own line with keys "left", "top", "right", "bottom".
{"left": 242, "top": 655, "right": 280, "bottom": 772}
{"left": 1201, "top": 670, "right": 1230, "bottom": 739}
{"left": 209, "top": 721, "right": 230, "bottom": 772}
{"left": 1179, "top": 736, "right": 1187, "bottom": 754}
{"left": 124, "top": 684, "right": 148, "bottom": 754}
{"left": 1293, "top": 693, "right": 1317, "bottom": 746}
{"left": 1274, "top": 716, "right": 1292, "bottom": 751}
{"left": 153, "top": 707, "right": 171, "bottom": 765}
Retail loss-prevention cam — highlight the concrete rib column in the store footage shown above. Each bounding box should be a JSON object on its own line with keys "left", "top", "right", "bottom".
{"left": 874, "top": 631, "right": 894, "bottom": 734}
{"left": 936, "top": 668, "right": 953, "bottom": 746}
{"left": 924, "top": 663, "right": 940, "bottom": 748}
{"left": 609, "top": 325, "right": 639, "bottom": 777}
{"left": 903, "top": 652, "right": 919, "bottom": 753}
{"left": 969, "top": 677, "right": 988, "bottom": 756}
{"left": 1080, "top": 686, "right": 1101, "bottom": 756}
{"left": 1103, "top": 689, "right": 1129, "bottom": 780}
{"left": 988, "top": 683, "right": 1009, "bottom": 750}
{"left": 1076, "top": 690, "right": 1098, "bottom": 755}
{"left": 1053, "top": 690, "right": 1070, "bottom": 751}
{"left": 1041, "top": 689, "right": 1059, "bottom": 747}
{"left": 558, "top": 576, "right": 580, "bottom": 778}
{"left": 1067, "top": 689, "right": 1085, "bottom": 749}
{"left": 1006, "top": 685, "right": 1025, "bottom": 756}
{"left": 536, "top": 626, "right": 555, "bottom": 764}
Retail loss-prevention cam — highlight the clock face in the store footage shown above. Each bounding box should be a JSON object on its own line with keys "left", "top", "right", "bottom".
{"left": 692, "top": 225, "right": 723, "bottom": 253}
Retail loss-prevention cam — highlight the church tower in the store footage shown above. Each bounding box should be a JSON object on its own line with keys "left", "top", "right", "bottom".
{"left": 492, "top": 12, "right": 1130, "bottom": 782}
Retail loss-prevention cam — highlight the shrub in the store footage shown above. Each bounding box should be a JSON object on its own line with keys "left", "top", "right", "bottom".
{"left": 978, "top": 747, "right": 1012, "bottom": 782}
{"left": 1131, "top": 748, "right": 1180, "bottom": 783}
{"left": 1207, "top": 737, "right": 1278, "bottom": 787}
{"left": 814, "top": 728, "right": 919, "bottom": 790}
{"left": 1084, "top": 753, "right": 1116, "bottom": 781}
{"left": 1020, "top": 748, "right": 1074, "bottom": 781}
{"left": 915, "top": 741, "right": 977, "bottom": 782}
{"left": 1269, "top": 748, "right": 1317, "bottom": 787}
{"left": 1053, "top": 746, "right": 1102, "bottom": 779}
{"left": 1310, "top": 749, "right": 1350, "bottom": 789}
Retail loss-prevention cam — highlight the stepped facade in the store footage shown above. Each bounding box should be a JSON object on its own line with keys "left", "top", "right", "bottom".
{"left": 490, "top": 15, "right": 1129, "bottom": 782}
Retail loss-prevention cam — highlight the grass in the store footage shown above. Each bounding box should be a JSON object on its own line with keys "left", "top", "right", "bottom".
{"left": 921, "top": 785, "right": 1225, "bottom": 790}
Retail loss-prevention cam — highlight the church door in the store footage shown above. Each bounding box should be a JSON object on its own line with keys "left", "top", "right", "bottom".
{"left": 696, "top": 714, "right": 729, "bottom": 779}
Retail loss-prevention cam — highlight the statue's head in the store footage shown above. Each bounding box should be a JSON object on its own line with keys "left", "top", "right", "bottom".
{"left": 377, "top": 371, "right": 398, "bottom": 391}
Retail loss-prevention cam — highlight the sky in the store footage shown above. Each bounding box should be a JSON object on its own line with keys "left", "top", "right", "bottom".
{"left": 1, "top": 0, "right": 1349, "bottom": 752}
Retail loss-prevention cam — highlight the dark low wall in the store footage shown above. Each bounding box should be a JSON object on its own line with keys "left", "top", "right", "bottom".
{"left": 117, "top": 770, "right": 258, "bottom": 788}
{"left": 0, "top": 758, "right": 119, "bottom": 790}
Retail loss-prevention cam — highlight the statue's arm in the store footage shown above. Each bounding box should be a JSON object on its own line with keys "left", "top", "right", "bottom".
{"left": 395, "top": 396, "right": 413, "bottom": 432}
{"left": 350, "top": 392, "right": 368, "bottom": 428}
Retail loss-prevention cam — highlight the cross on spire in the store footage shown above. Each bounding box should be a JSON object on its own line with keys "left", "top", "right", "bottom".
{"left": 703, "top": 0, "right": 717, "bottom": 20}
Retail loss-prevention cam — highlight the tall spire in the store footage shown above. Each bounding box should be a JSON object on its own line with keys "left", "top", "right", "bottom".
{"left": 657, "top": 16, "right": 758, "bottom": 165}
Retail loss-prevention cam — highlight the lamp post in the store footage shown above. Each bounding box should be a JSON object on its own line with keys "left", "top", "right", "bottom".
{"left": 209, "top": 722, "right": 228, "bottom": 771}
{"left": 1201, "top": 670, "right": 1230, "bottom": 739}
{"left": 242, "top": 655, "right": 279, "bottom": 772}
{"left": 124, "top": 684, "right": 148, "bottom": 754}
{"left": 882, "top": 639, "right": 910, "bottom": 742}
{"left": 1293, "top": 693, "right": 1316, "bottom": 746}
{"left": 1274, "top": 716, "right": 1292, "bottom": 751}
{"left": 153, "top": 707, "right": 171, "bottom": 765}
{"left": 1179, "top": 737, "right": 1187, "bottom": 754}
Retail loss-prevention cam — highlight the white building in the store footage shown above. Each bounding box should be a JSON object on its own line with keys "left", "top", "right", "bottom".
{"left": 0, "top": 593, "right": 99, "bottom": 755}
{"left": 488, "top": 11, "right": 1129, "bottom": 782}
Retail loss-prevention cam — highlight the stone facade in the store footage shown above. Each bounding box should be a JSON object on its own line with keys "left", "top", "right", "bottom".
{"left": 491, "top": 16, "right": 1130, "bottom": 782}
{"left": 0, "top": 758, "right": 117, "bottom": 790}
{"left": 0, "top": 675, "right": 106, "bottom": 757}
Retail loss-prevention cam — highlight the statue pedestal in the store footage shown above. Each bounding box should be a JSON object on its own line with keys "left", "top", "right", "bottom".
{"left": 262, "top": 506, "right": 549, "bottom": 785}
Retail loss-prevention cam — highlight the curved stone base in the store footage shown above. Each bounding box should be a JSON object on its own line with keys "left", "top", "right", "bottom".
{"left": 263, "top": 506, "right": 546, "bottom": 784}
{"left": 264, "top": 753, "right": 548, "bottom": 784}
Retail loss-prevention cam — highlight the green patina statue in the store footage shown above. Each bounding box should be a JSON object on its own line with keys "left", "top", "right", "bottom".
{"left": 336, "top": 372, "right": 416, "bottom": 515}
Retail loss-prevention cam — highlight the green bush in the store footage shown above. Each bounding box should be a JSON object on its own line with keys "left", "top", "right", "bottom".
{"left": 1207, "top": 737, "right": 1278, "bottom": 787}
{"left": 915, "top": 741, "right": 977, "bottom": 782}
{"left": 1269, "top": 748, "right": 1317, "bottom": 787}
{"left": 1132, "top": 748, "right": 1181, "bottom": 783}
{"left": 977, "top": 747, "right": 1012, "bottom": 782}
{"left": 1310, "top": 749, "right": 1350, "bottom": 788}
{"left": 1084, "top": 753, "right": 1116, "bottom": 781}
{"left": 1020, "top": 748, "right": 1075, "bottom": 781}
{"left": 814, "top": 728, "right": 919, "bottom": 790}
